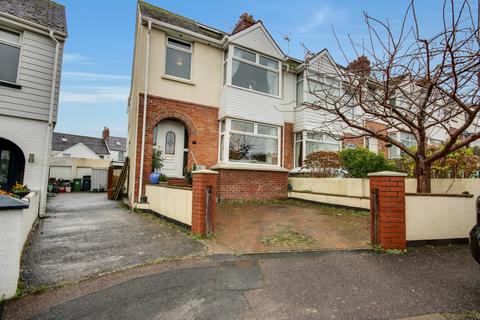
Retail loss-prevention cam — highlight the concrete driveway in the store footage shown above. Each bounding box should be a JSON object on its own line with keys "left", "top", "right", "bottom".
{"left": 21, "top": 193, "right": 205, "bottom": 290}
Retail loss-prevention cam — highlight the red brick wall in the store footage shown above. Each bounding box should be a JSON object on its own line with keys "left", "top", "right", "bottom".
{"left": 216, "top": 169, "right": 288, "bottom": 201}
{"left": 192, "top": 171, "right": 218, "bottom": 235}
{"left": 283, "top": 122, "right": 294, "bottom": 169}
{"left": 134, "top": 94, "right": 218, "bottom": 200}
{"left": 370, "top": 174, "right": 406, "bottom": 250}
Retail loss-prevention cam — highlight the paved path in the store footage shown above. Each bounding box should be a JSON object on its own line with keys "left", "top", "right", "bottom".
{"left": 6, "top": 245, "right": 480, "bottom": 319}
{"left": 21, "top": 193, "right": 205, "bottom": 289}
{"left": 216, "top": 200, "right": 370, "bottom": 253}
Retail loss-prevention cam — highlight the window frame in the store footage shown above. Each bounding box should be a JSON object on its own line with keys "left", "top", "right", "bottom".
{"left": 294, "top": 130, "right": 341, "bottom": 168}
{"left": 296, "top": 71, "right": 304, "bottom": 106}
{"left": 164, "top": 131, "right": 176, "bottom": 155}
{"left": 0, "top": 26, "right": 23, "bottom": 86}
{"left": 229, "top": 45, "right": 281, "bottom": 97}
{"left": 164, "top": 36, "right": 193, "bottom": 81}
{"left": 388, "top": 132, "right": 417, "bottom": 159}
{"left": 218, "top": 118, "right": 281, "bottom": 166}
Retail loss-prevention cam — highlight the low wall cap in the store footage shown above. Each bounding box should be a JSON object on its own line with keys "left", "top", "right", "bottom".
{"left": 192, "top": 169, "right": 219, "bottom": 175}
{"left": 367, "top": 171, "right": 408, "bottom": 177}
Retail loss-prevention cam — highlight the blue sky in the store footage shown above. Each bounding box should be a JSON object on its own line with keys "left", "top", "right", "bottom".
{"left": 53, "top": 0, "right": 454, "bottom": 138}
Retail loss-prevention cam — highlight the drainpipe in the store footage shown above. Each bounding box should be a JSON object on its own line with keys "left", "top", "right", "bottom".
{"left": 137, "top": 20, "right": 152, "bottom": 203}
{"left": 40, "top": 30, "right": 60, "bottom": 217}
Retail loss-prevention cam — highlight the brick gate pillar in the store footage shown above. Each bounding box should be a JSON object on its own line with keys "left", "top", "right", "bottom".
{"left": 191, "top": 170, "right": 218, "bottom": 236}
{"left": 368, "top": 171, "right": 408, "bottom": 250}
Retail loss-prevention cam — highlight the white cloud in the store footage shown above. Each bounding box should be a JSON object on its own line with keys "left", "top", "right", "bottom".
{"left": 63, "top": 53, "right": 93, "bottom": 65}
{"left": 63, "top": 71, "right": 130, "bottom": 81}
{"left": 60, "top": 86, "right": 129, "bottom": 104}
{"left": 297, "top": 6, "right": 332, "bottom": 33}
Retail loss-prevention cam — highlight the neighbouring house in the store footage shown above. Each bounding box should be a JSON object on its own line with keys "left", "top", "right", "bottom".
{"left": 49, "top": 128, "right": 127, "bottom": 190}
{"left": 127, "top": 1, "right": 476, "bottom": 207}
{"left": 0, "top": 0, "right": 67, "bottom": 299}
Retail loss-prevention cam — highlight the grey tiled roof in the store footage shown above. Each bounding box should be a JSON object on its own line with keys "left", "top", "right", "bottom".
{"left": 139, "top": 1, "right": 226, "bottom": 41}
{"left": 52, "top": 133, "right": 109, "bottom": 156}
{"left": 106, "top": 136, "right": 127, "bottom": 152}
{"left": 0, "top": 0, "right": 67, "bottom": 34}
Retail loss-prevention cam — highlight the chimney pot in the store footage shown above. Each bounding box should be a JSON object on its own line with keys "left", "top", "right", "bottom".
{"left": 102, "top": 127, "right": 110, "bottom": 140}
{"left": 347, "top": 56, "right": 371, "bottom": 77}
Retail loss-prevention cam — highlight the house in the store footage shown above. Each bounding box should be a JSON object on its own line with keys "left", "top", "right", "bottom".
{"left": 0, "top": 0, "right": 67, "bottom": 299}
{"left": 0, "top": 0, "right": 67, "bottom": 213}
{"left": 127, "top": 2, "right": 299, "bottom": 206}
{"left": 49, "top": 128, "right": 127, "bottom": 185}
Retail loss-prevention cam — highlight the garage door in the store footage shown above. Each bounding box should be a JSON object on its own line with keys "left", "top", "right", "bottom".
{"left": 50, "top": 166, "right": 71, "bottom": 180}
{"left": 76, "top": 167, "right": 93, "bottom": 179}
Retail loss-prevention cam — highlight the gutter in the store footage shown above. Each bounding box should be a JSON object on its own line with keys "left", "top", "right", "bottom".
{"left": 40, "top": 30, "right": 60, "bottom": 217}
{"left": 141, "top": 16, "right": 228, "bottom": 47}
{"left": 137, "top": 20, "right": 152, "bottom": 203}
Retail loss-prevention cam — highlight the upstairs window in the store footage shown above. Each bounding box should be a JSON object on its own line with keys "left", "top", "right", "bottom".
{"left": 296, "top": 72, "right": 304, "bottom": 106}
{"left": 165, "top": 37, "right": 192, "bottom": 80}
{"left": 0, "top": 28, "right": 21, "bottom": 84}
{"left": 231, "top": 46, "right": 279, "bottom": 96}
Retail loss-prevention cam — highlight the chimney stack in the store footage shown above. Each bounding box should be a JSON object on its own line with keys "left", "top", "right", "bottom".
{"left": 347, "top": 56, "right": 371, "bottom": 77}
{"left": 102, "top": 127, "right": 110, "bottom": 140}
{"left": 232, "top": 13, "right": 256, "bottom": 34}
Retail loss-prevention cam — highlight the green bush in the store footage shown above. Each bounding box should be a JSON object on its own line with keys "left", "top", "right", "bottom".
{"left": 339, "top": 148, "right": 396, "bottom": 178}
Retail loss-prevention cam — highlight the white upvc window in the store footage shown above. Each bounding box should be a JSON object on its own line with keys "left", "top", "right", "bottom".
{"left": 388, "top": 132, "right": 417, "bottom": 159}
{"left": 294, "top": 131, "right": 341, "bottom": 167}
{"left": 219, "top": 118, "right": 281, "bottom": 166}
{"left": 230, "top": 46, "right": 280, "bottom": 96}
{"left": 165, "top": 37, "right": 192, "bottom": 80}
{"left": 0, "top": 27, "right": 22, "bottom": 84}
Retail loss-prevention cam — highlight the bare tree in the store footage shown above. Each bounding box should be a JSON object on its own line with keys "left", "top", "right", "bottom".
{"left": 301, "top": 0, "right": 480, "bottom": 192}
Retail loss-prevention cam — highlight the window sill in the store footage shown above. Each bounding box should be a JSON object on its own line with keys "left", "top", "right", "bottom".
{"left": 211, "top": 162, "right": 289, "bottom": 172}
{"left": 0, "top": 80, "right": 21, "bottom": 89}
{"left": 226, "top": 84, "right": 281, "bottom": 100}
{"left": 162, "top": 75, "right": 195, "bottom": 86}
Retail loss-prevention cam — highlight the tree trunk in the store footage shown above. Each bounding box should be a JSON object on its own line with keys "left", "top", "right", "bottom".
{"left": 415, "top": 159, "right": 432, "bottom": 193}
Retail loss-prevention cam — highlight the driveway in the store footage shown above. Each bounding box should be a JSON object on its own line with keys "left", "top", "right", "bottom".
{"left": 5, "top": 245, "right": 480, "bottom": 320}
{"left": 215, "top": 200, "right": 370, "bottom": 253}
{"left": 21, "top": 193, "right": 205, "bottom": 290}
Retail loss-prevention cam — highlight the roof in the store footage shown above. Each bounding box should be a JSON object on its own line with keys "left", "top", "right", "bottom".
{"left": 0, "top": 0, "right": 67, "bottom": 34}
{"left": 106, "top": 136, "right": 127, "bottom": 152}
{"left": 52, "top": 133, "right": 109, "bottom": 156}
{"left": 139, "top": 1, "right": 226, "bottom": 41}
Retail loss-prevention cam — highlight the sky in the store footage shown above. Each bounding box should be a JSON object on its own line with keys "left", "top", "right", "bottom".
{"left": 53, "top": 0, "right": 459, "bottom": 138}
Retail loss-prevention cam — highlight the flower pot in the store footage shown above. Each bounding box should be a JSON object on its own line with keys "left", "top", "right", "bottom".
{"left": 13, "top": 191, "right": 30, "bottom": 198}
{"left": 65, "top": 187, "right": 72, "bottom": 193}
{"left": 149, "top": 172, "right": 161, "bottom": 184}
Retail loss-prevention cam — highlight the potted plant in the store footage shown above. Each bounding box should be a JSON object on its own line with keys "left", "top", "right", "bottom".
{"left": 11, "top": 182, "right": 30, "bottom": 198}
{"left": 149, "top": 149, "right": 164, "bottom": 184}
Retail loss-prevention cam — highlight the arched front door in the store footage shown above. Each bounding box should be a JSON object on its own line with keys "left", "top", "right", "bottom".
{"left": 0, "top": 138, "right": 25, "bottom": 190}
{"left": 155, "top": 120, "right": 186, "bottom": 178}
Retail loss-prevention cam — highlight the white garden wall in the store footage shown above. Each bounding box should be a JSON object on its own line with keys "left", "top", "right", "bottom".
{"left": 0, "top": 191, "right": 39, "bottom": 299}
{"left": 145, "top": 185, "right": 192, "bottom": 226}
{"left": 406, "top": 194, "right": 475, "bottom": 241}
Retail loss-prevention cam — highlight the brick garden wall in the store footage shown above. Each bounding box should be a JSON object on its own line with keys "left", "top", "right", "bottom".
{"left": 216, "top": 169, "right": 288, "bottom": 201}
{"left": 134, "top": 94, "right": 218, "bottom": 200}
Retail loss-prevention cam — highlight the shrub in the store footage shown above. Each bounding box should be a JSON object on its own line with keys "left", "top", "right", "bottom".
{"left": 398, "top": 146, "right": 480, "bottom": 178}
{"left": 302, "top": 151, "right": 343, "bottom": 177}
{"left": 152, "top": 149, "right": 164, "bottom": 173}
{"left": 339, "top": 148, "right": 395, "bottom": 178}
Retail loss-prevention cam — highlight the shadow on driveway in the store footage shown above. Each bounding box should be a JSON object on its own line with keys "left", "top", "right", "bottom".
{"left": 21, "top": 193, "right": 205, "bottom": 290}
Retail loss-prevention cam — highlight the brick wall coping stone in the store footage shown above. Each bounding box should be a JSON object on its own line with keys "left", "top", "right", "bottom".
{"left": 147, "top": 184, "right": 192, "bottom": 191}
{"left": 192, "top": 169, "right": 219, "bottom": 175}
{"left": 368, "top": 171, "right": 408, "bottom": 177}
{"left": 211, "top": 163, "right": 289, "bottom": 173}
{"left": 289, "top": 189, "right": 370, "bottom": 200}
{"left": 406, "top": 192, "right": 473, "bottom": 198}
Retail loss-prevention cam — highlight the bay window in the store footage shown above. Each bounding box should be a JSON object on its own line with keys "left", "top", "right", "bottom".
{"left": 231, "top": 46, "right": 279, "bottom": 96}
{"left": 388, "top": 132, "right": 417, "bottom": 159}
{"left": 0, "top": 28, "right": 21, "bottom": 84}
{"left": 294, "top": 131, "right": 341, "bottom": 167}
{"left": 219, "top": 118, "right": 280, "bottom": 165}
{"left": 165, "top": 37, "right": 192, "bottom": 80}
